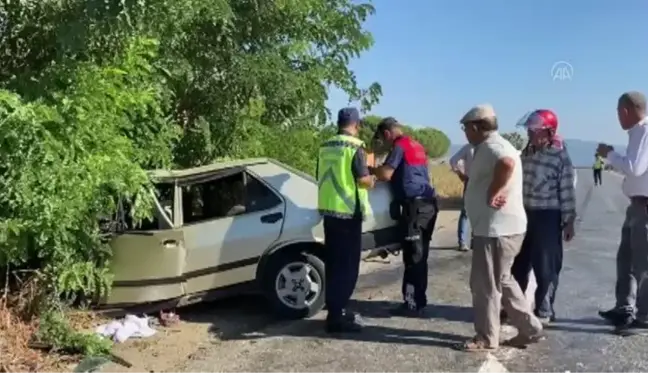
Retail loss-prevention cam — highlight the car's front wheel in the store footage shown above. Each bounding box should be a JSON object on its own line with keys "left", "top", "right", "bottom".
{"left": 262, "top": 250, "right": 325, "bottom": 319}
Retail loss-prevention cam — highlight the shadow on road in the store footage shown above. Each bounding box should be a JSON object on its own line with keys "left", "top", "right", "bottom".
{"left": 178, "top": 295, "right": 278, "bottom": 339}
{"left": 348, "top": 300, "right": 473, "bottom": 323}
{"left": 179, "top": 297, "right": 474, "bottom": 342}
{"left": 224, "top": 318, "right": 466, "bottom": 349}
{"left": 545, "top": 316, "right": 613, "bottom": 335}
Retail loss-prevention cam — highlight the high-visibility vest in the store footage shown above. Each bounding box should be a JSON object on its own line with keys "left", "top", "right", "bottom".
{"left": 317, "top": 134, "right": 370, "bottom": 219}
{"left": 593, "top": 156, "right": 604, "bottom": 170}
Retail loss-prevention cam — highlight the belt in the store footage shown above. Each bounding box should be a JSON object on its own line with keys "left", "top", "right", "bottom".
{"left": 405, "top": 196, "right": 436, "bottom": 202}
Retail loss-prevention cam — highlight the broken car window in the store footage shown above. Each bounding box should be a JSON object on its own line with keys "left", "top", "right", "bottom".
{"left": 181, "top": 171, "right": 281, "bottom": 225}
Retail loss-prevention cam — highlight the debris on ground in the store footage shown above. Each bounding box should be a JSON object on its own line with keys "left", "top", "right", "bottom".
{"left": 158, "top": 310, "right": 180, "bottom": 327}
{"left": 73, "top": 356, "right": 112, "bottom": 373}
{"left": 95, "top": 314, "right": 156, "bottom": 343}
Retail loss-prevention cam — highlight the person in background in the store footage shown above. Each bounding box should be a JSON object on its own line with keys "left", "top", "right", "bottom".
{"left": 593, "top": 154, "right": 604, "bottom": 186}
{"left": 597, "top": 91, "right": 648, "bottom": 335}
{"left": 457, "top": 104, "right": 543, "bottom": 352}
{"left": 449, "top": 144, "right": 474, "bottom": 252}
{"left": 316, "top": 107, "right": 375, "bottom": 333}
{"left": 511, "top": 109, "right": 576, "bottom": 326}
{"left": 370, "top": 117, "right": 438, "bottom": 317}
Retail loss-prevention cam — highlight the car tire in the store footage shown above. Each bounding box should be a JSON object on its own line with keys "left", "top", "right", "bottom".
{"left": 261, "top": 250, "right": 326, "bottom": 320}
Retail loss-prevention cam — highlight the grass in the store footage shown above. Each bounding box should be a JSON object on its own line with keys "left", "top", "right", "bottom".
{"left": 429, "top": 163, "right": 464, "bottom": 209}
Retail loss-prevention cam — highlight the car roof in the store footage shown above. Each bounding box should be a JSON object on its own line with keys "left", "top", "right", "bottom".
{"left": 148, "top": 158, "right": 270, "bottom": 182}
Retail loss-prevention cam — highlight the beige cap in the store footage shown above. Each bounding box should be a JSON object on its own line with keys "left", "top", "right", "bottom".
{"left": 460, "top": 104, "right": 497, "bottom": 124}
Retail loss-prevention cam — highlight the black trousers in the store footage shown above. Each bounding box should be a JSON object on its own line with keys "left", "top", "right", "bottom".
{"left": 399, "top": 198, "right": 438, "bottom": 309}
{"left": 593, "top": 169, "right": 602, "bottom": 185}
{"left": 511, "top": 209, "right": 563, "bottom": 318}
{"left": 323, "top": 216, "right": 363, "bottom": 320}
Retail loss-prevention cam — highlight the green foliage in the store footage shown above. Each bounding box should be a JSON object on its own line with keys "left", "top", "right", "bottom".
{"left": 0, "top": 1, "right": 451, "bottom": 341}
{"left": 36, "top": 308, "right": 112, "bottom": 356}
{"left": 0, "top": 0, "right": 455, "bottom": 358}
{"left": 0, "top": 37, "right": 173, "bottom": 300}
{"left": 0, "top": 0, "right": 382, "bottom": 301}
{"left": 412, "top": 127, "right": 450, "bottom": 158}
{"left": 502, "top": 131, "right": 527, "bottom": 150}
{"left": 358, "top": 115, "right": 450, "bottom": 158}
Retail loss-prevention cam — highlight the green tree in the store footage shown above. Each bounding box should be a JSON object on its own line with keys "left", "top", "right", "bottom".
{"left": 0, "top": 38, "right": 172, "bottom": 300}
{"left": 359, "top": 115, "right": 450, "bottom": 158}
{"left": 412, "top": 127, "right": 451, "bottom": 158}
{"left": 0, "top": 0, "right": 383, "bottom": 301}
{"left": 1, "top": 0, "right": 383, "bottom": 166}
{"left": 502, "top": 131, "right": 527, "bottom": 150}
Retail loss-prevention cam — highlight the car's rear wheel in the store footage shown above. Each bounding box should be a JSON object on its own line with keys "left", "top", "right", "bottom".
{"left": 262, "top": 250, "right": 325, "bottom": 319}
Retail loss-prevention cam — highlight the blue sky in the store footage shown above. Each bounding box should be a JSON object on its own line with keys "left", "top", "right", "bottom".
{"left": 326, "top": 0, "right": 648, "bottom": 145}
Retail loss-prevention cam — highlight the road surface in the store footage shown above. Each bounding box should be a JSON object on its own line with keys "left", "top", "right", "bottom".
{"left": 170, "top": 169, "right": 641, "bottom": 372}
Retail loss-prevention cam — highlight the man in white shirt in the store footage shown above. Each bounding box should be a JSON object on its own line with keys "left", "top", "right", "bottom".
{"left": 449, "top": 144, "right": 474, "bottom": 251}
{"left": 597, "top": 91, "right": 648, "bottom": 334}
{"left": 455, "top": 104, "right": 543, "bottom": 352}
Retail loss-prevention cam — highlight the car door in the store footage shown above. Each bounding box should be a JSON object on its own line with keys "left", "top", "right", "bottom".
{"left": 179, "top": 168, "right": 284, "bottom": 295}
{"left": 106, "top": 183, "right": 187, "bottom": 305}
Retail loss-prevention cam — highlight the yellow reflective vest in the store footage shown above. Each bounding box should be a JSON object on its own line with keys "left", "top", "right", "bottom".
{"left": 317, "top": 134, "right": 370, "bottom": 219}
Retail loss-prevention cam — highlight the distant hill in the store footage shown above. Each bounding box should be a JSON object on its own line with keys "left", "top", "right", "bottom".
{"left": 445, "top": 138, "right": 626, "bottom": 167}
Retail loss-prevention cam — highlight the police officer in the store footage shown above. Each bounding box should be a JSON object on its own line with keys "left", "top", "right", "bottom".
{"left": 317, "top": 107, "right": 375, "bottom": 333}
{"left": 593, "top": 154, "right": 604, "bottom": 186}
{"left": 370, "top": 117, "right": 438, "bottom": 317}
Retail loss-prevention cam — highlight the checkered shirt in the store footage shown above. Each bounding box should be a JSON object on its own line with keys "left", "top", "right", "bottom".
{"left": 521, "top": 146, "right": 577, "bottom": 224}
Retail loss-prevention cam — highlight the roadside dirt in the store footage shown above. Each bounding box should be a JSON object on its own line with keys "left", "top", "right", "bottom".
{"left": 97, "top": 211, "right": 460, "bottom": 373}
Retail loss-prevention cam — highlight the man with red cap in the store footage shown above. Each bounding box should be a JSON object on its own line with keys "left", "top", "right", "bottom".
{"left": 511, "top": 109, "right": 576, "bottom": 325}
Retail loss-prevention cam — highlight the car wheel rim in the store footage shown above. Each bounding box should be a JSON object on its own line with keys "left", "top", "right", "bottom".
{"left": 275, "top": 261, "right": 322, "bottom": 310}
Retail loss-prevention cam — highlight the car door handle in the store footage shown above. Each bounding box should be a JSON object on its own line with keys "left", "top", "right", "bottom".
{"left": 260, "top": 212, "right": 283, "bottom": 224}
{"left": 162, "top": 239, "right": 178, "bottom": 248}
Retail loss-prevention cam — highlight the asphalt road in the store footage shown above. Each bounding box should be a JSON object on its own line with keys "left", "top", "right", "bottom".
{"left": 177, "top": 169, "right": 641, "bottom": 372}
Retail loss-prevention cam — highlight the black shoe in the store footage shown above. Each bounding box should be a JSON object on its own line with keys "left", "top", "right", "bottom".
{"left": 599, "top": 308, "right": 626, "bottom": 324}
{"left": 616, "top": 317, "right": 648, "bottom": 333}
{"left": 629, "top": 319, "right": 648, "bottom": 330}
{"left": 325, "top": 316, "right": 363, "bottom": 333}
{"left": 342, "top": 310, "right": 362, "bottom": 323}
{"left": 389, "top": 303, "right": 426, "bottom": 318}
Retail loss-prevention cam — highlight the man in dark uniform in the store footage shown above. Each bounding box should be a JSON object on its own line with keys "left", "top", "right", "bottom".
{"left": 370, "top": 117, "right": 438, "bottom": 316}
{"left": 317, "top": 107, "right": 375, "bottom": 333}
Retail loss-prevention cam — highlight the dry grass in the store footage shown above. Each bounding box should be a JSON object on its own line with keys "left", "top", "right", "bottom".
{"left": 0, "top": 274, "right": 103, "bottom": 372}
{"left": 429, "top": 163, "right": 464, "bottom": 209}
{"left": 0, "top": 276, "right": 59, "bottom": 373}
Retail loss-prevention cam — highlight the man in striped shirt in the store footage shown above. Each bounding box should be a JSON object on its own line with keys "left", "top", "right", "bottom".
{"left": 510, "top": 109, "right": 576, "bottom": 325}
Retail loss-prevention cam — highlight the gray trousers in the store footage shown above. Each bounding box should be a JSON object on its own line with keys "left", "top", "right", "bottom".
{"left": 471, "top": 234, "right": 543, "bottom": 347}
{"left": 616, "top": 199, "right": 648, "bottom": 320}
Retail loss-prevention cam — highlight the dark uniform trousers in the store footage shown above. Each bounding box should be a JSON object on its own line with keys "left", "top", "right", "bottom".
{"left": 323, "top": 216, "right": 363, "bottom": 320}
{"left": 400, "top": 197, "right": 438, "bottom": 309}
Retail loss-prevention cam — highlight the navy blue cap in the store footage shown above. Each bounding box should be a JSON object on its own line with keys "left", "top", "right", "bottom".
{"left": 337, "top": 107, "right": 361, "bottom": 127}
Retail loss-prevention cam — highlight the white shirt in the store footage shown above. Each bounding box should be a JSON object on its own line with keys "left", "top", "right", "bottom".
{"left": 449, "top": 144, "right": 474, "bottom": 175}
{"left": 607, "top": 117, "right": 648, "bottom": 197}
{"left": 465, "top": 132, "right": 527, "bottom": 237}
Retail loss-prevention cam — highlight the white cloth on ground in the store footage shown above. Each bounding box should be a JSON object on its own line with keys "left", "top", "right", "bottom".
{"left": 95, "top": 314, "right": 156, "bottom": 343}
